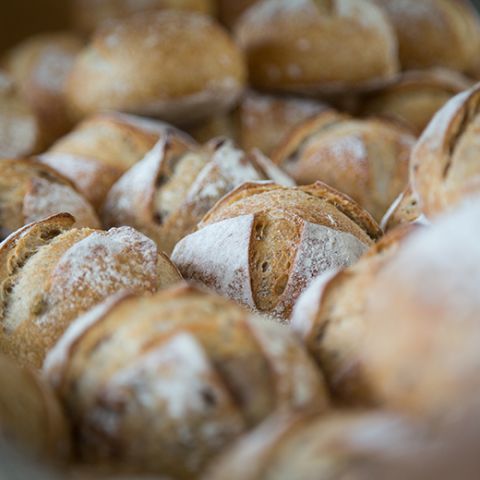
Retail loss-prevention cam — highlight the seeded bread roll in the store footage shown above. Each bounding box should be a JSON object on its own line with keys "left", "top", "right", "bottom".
{"left": 103, "top": 137, "right": 294, "bottom": 254}
{"left": 235, "top": 0, "right": 398, "bottom": 94}
{"left": 39, "top": 112, "right": 192, "bottom": 210}
{"left": 3, "top": 33, "right": 83, "bottom": 150}
{"left": 361, "top": 69, "right": 472, "bottom": 136}
{"left": 44, "top": 284, "right": 328, "bottom": 478}
{"left": 66, "top": 11, "right": 246, "bottom": 124}
{"left": 0, "top": 353, "right": 69, "bottom": 462}
{"left": 172, "top": 181, "right": 381, "bottom": 320}
{"left": 0, "top": 159, "right": 100, "bottom": 241}
{"left": 372, "top": 0, "right": 480, "bottom": 73}
{"left": 411, "top": 84, "right": 480, "bottom": 218}
{"left": 291, "top": 225, "right": 417, "bottom": 406}
{"left": 0, "top": 213, "right": 181, "bottom": 368}
{"left": 273, "top": 111, "right": 414, "bottom": 221}
{"left": 72, "top": 0, "right": 215, "bottom": 34}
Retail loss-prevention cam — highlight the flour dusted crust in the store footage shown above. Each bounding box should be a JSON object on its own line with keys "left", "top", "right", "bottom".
{"left": 0, "top": 214, "right": 181, "bottom": 369}
{"left": 39, "top": 112, "right": 191, "bottom": 209}
{"left": 66, "top": 11, "right": 246, "bottom": 123}
{"left": 44, "top": 284, "right": 327, "bottom": 478}
{"left": 172, "top": 182, "right": 380, "bottom": 320}
{"left": 235, "top": 0, "right": 399, "bottom": 94}
{"left": 102, "top": 138, "right": 294, "bottom": 254}
{"left": 0, "top": 159, "right": 99, "bottom": 240}
{"left": 411, "top": 83, "right": 480, "bottom": 218}
{"left": 273, "top": 110, "right": 414, "bottom": 221}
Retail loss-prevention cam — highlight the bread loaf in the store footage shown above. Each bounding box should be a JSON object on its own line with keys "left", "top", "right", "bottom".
{"left": 0, "top": 213, "right": 181, "bottom": 368}
{"left": 44, "top": 283, "right": 328, "bottom": 478}
{"left": 172, "top": 181, "right": 381, "bottom": 320}
{"left": 102, "top": 137, "right": 294, "bottom": 254}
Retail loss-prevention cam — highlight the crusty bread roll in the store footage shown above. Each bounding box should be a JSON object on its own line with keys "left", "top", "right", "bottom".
{"left": 66, "top": 11, "right": 246, "bottom": 124}
{"left": 0, "top": 159, "right": 100, "bottom": 240}
{"left": 3, "top": 33, "right": 83, "bottom": 150}
{"left": 273, "top": 111, "right": 414, "bottom": 221}
{"left": 72, "top": 0, "right": 215, "bottom": 34}
{"left": 362, "top": 199, "right": 480, "bottom": 416}
{"left": 411, "top": 83, "right": 480, "bottom": 218}
{"left": 291, "top": 225, "right": 417, "bottom": 406}
{"left": 361, "top": 69, "right": 472, "bottom": 135}
{"left": 372, "top": 0, "right": 480, "bottom": 73}
{"left": 235, "top": 0, "right": 398, "bottom": 94}
{"left": 172, "top": 181, "right": 381, "bottom": 320}
{"left": 39, "top": 112, "right": 192, "bottom": 210}
{"left": 0, "top": 213, "right": 181, "bottom": 368}
{"left": 0, "top": 353, "right": 69, "bottom": 462}
{"left": 44, "top": 283, "right": 328, "bottom": 478}
{"left": 102, "top": 137, "right": 294, "bottom": 254}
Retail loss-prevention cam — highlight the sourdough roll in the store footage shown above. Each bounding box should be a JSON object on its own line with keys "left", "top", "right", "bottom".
{"left": 273, "top": 111, "right": 414, "bottom": 222}
{"left": 3, "top": 33, "right": 83, "bottom": 149}
{"left": 0, "top": 214, "right": 181, "bottom": 368}
{"left": 172, "top": 182, "right": 381, "bottom": 320}
{"left": 66, "top": 11, "right": 246, "bottom": 124}
{"left": 39, "top": 112, "right": 192, "bottom": 210}
{"left": 0, "top": 353, "right": 69, "bottom": 462}
{"left": 291, "top": 225, "right": 418, "bottom": 406}
{"left": 103, "top": 137, "right": 294, "bottom": 254}
{"left": 411, "top": 83, "right": 480, "bottom": 218}
{"left": 44, "top": 284, "right": 328, "bottom": 478}
{"left": 235, "top": 0, "right": 398, "bottom": 94}
{"left": 72, "top": 0, "right": 215, "bottom": 34}
{"left": 0, "top": 159, "right": 100, "bottom": 241}
{"left": 361, "top": 69, "right": 472, "bottom": 135}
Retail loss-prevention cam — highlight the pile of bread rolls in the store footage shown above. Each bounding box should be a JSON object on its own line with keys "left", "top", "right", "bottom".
{"left": 1, "top": 1, "right": 480, "bottom": 479}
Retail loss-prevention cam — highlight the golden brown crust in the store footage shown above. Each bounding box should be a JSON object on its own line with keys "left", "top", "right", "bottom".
{"left": 44, "top": 284, "right": 327, "bottom": 478}
{"left": 66, "top": 11, "right": 246, "bottom": 123}
{"left": 235, "top": 0, "right": 398, "bottom": 94}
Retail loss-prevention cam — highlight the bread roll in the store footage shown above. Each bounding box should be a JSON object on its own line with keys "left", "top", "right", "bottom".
{"left": 172, "top": 181, "right": 381, "bottom": 320}
{"left": 3, "top": 33, "right": 83, "bottom": 149}
{"left": 0, "top": 159, "right": 99, "bottom": 240}
{"left": 72, "top": 0, "right": 215, "bottom": 33}
{"left": 235, "top": 0, "right": 398, "bottom": 94}
{"left": 0, "top": 353, "right": 69, "bottom": 462}
{"left": 411, "top": 83, "right": 480, "bottom": 218}
{"left": 102, "top": 137, "right": 294, "bottom": 254}
{"left": 44, "top": 284, "right": 328, "bottom": 478}
{"left": 0, "top": 213, "right": 181, "bottom": 368}
{"left": 361, "top": 69, "right": 472, "bottom": 135}
{"left": 66, "top": 11, "right": 246, "bottom": 124}
{"left": 273, "top": 111, "right": 414, "bottom": 221}
{"left": 39, "top": 112, "right": 192, "bottom": 210}
{"left": 291, "top": 225, "right": 417, "bottom": 406}
{"left": 372, "top": 0, "right": 480, "bottom": 73}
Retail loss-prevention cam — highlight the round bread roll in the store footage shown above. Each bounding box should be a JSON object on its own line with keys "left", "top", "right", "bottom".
{"left": 273, "top": 111, "right": 414, "bottom": 222}
{"left": 361, "top": 69, "right": 472, "bottom": 136}
{"left": 291, "top": 225, "right": 418, "bottom": 406}
{"left": 39, "top": 112, "right": 192, "bottom": 210}
{"left": 0, "top": 72, "right": 43, "bottom": 157}
{"left": 102, "top": 137, "right": 294, "bottom": 254}
{"left": 361, "top": 199, "right": 480, "bottom": 416}
{"left": 72, "top": 0, "right": 215, "bottom": 33}
{"left": 0, "top": 159, "right": 100, "bottom": 241}
{"left": 217, "top": 0, "right": 258, "bottom": 29}
{"left": 3, "top": 33, "right": 83, "bottom": 150}
{"left": 372, "top": 0, "right": 480, "bottom": 73}
{"left": 235, "top": 0, "right": 399, "bottom": 94}
{"left": 172, "top": 181, "right": 381, "bottom": 320}
{"left": 0, "top": 213, "right": 181, "bottom": 368}
{"left": 66, "top": 11, "right": 246, "bottom": 124}
{"left": 0, "top": 353, "right": 69, "bottom": 462}
{"left": 44, "top": 284, "right": 328, "bottom": 478}
{"left": 411, "top": 83, "right": 480, "bottom": 218}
